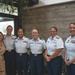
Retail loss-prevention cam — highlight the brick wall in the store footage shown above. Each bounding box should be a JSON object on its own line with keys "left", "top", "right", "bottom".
{"left": 22, "top": 2, "right": 75, "bottom": 41}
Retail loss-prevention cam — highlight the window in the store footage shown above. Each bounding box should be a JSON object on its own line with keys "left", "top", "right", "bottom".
{"left": 0, "top": 17, "right": 14, "bottom": 34}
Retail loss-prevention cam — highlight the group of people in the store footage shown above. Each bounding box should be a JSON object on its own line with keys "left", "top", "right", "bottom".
{"left": 0, "top": 23, "right": 75, "bottom": 75}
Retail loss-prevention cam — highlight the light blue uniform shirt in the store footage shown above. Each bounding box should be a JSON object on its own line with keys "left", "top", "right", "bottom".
{"left": 46, "top": 35, "right": 64, "bottom": 56}
{"left": 4, "top": 35, "right": 16, "bottom": 51}
{"left": 15, "top": 36, "right": 29, "bottom": 53}
{"left": 65, "top": 36, "right": 75, "bottom": 64}
{"left": 27, "top": 38, "right": 46, "bottom": 54}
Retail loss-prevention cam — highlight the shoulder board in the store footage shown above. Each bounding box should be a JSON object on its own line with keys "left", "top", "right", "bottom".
{"left": 39, "top": 38, "right": 43, "bottom": 40}
{"left": 24, "top": 36, "right": 29, "bottom": 39}
{"left": 30, "top": 37, "right": 33, "bottom": 39}
{"left": 56, "top": 36, "right": 60, "bottom": 39}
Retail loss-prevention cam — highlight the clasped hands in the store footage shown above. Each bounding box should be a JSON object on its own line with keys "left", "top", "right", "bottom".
{"left": 45, "top": 55, "right": 52, "bottom": 62}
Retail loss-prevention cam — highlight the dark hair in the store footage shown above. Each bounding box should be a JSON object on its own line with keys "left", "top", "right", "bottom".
{"left": 7, "top": 25, "right": 13, "bottom": 29}
{"left": 50, "top": 26, "right": 58, "bottom": 32}
{"left": 0, "top": 32, "right": 4, "bottom": 40}
{"left": 69, "top": 22, "right": 75, "bottom": 27}
{"left": 18, "top": 28, "right": 25, "bottom": 33}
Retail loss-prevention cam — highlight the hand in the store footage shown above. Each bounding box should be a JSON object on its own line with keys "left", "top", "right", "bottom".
{"left": 65, "top": 60, "right": 69, "bottom": 65}
{"left": 65, "top": 60, "right": 72, "bottom": 66}
{"left": 45, "top": 55, "right": 51, "bottom": 62}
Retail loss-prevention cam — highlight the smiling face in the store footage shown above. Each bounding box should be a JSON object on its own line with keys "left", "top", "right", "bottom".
{"left": 69, "top": 23, "right": 75, "bottom": 37}
{"left": 50, "top": 27, "right": 57, "bottom": 37}
{"left": 0, "top": 32, "right": 3, "bottom": 41}
{"left": 7, "top": 26, "right": 13, "bottom": 35}
{"left": 32, "top": 29, "right": 39, "bottom": 40}
{"left": 18, "top": 29, "right": 24, "bottom": 39}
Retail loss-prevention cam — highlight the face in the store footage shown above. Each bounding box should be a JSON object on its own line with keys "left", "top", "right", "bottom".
{"left": 32, "top": 29, "right": 39, "bottom": 39}
{"left": 0, "top": 33, "right": 3, "bottom": 41}
{"left": 50, "top": 28, "right": 57, "bottom": 37}
{"left": 69, "top": 24, "right": 75, "bottom": 36}
{"left": 7, "top": 26, "right": 12, "bottom": 35}
{"left": 18, "top": 29, "right": 24, "bottom": 38}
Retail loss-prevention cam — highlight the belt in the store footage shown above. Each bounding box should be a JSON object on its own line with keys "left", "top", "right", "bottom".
{"left": 6, "top": 49, "right": 14, "bottom": 52}
{"left": 31, "top": 53, "right": 42, "bottom": 56}
{"left": 47, "top": 55, "right": 61, "bottom": 58}
{"left": 47, "top": 55, "right": 51, "bottom": 57}
{"left": 17, "top": 53, "right": 27, "bottom": 56}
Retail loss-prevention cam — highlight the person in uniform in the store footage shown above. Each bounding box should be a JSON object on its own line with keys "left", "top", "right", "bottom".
{"left": 65, "top": 23, "right": 75, "bottom": 75}
{"left": 4, "top": 25, "right": 16, "bottom": 75}
{"left": 0, "top": 32, "right": 6, "bottom": 75}
{"left": 15, "top": 28, "right": 29, "bottom": 75}
{"left": 27, "top": 28, "right": 46, "bottom": 75}
{"left": 44, "top": 27, "right": 64, "bottom": 75}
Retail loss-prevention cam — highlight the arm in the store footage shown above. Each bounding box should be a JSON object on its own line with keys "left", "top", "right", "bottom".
{"left": 70, "top": 58, "right": 75, "bottom": 63}
{"left": 26, "top": 39, "right": 30, "bottom": 55}
{"left": 50, "top": 48, "right": 62, "bottom": 60}
{"left": 64, "top": 50, "right": 67, "bottom": 60}
{"left": 44, "top": 50, "right": 48, "bottom": 58}
{"left": 44, "top": 50, "right": 51, "bottom": 62}
{"left": 0, "top": 43, "right": 5, "bottom": 55}
{"left": 50, "top": 38, "right": 64, "bottom": 60}
{"left": 65, "top": 58, "right": 75, "bottom": 66}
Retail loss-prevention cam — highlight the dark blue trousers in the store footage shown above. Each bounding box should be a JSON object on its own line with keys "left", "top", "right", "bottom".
{"left": 16, "top": 53, "right": 28, "bottom": 75}
{"left": 66, "top": 64, "right": 75, "bottom": 75}
{"left": 30, "top": 54, "right": 43, "bottom": 75}
{"left": 47, "top": 56, "right": 63, "bottom": 75}
{"left": 4, "top": 50, "right": 16, "bottom": 75}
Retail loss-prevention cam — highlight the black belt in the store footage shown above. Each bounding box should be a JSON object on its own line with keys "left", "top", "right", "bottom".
{"left": 47, "top": 55, "right": 51, "bottom": 57}
{"left": 6, "top": 49, "right": 15, "bottom": 52}
{"left": 31, "top": 53, "right": 42, "bottom": 56}
{"left": 47, "top": 55, "right": 61, "bottom": 58}
{"left": 17, "top": 53, "right": 27, "bottom": 56}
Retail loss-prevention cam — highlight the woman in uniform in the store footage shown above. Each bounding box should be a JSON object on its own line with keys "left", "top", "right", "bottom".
{"left": 44, "top": 27, "right": 64, "bottom": 75}
{"left": 65, "top": 23, "right": 75, "bottom": 75}
{"left": 15, "top": 28, "right": 29, "bottom": 75}
{"left": 0, "top": 32, "right": 5, "bottom": 75}
{"left": 27, "top": 28, "right": 46, "bottom": 75}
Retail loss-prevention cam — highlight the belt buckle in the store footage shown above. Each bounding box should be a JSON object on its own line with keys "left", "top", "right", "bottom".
{"left": 20, "top": 54, "right": 22, "bottom": 56}
{"left": 8, "top": 50, "right": 11, "bottom": 52}
{"left": 34, "top": 54, "right": 37, "bottom": 56}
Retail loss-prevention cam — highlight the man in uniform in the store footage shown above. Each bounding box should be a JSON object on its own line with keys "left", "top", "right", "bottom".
{"left": 4, "top": 25, "right": 16, "bottom": 75}
{"left": 27, "top": 28, "right": 46, "bottom": 75}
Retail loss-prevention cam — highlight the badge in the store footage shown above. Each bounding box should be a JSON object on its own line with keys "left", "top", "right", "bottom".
{"left": 23, "top": 41, "right": 27, "bottom": 43}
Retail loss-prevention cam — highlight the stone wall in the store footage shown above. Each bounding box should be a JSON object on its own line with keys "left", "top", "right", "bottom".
{"left": 22, "top": 2, "right": 75, "bottom": 41}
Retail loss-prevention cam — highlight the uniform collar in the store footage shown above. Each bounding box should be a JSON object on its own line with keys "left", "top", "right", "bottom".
{"left": 32, "top": 37, "right": 40, "bottom": 41}
{"left": 70, "top": 36, "right": 75, "bottom": 39}
{"left": 50, "top": 35, "right": 58, "bottom": 40}
{"left": 18, "top": 36, "right": 25, "bottom": 40}
{"left": 6, "top": 34, "right": 13, "bottom": 37}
